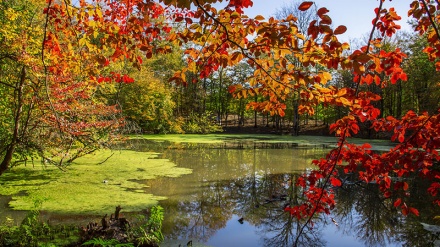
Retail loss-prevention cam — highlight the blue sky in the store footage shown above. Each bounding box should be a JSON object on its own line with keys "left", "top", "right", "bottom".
{"left": 238, "top": 0, "right": 413, "bottom": 42}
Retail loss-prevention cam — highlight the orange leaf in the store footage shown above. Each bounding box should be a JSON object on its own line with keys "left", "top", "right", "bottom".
{"left": 298, "top": 1, "right": 314, "bottom": 11}
{"left": 334, "top": 25, "right": 347, "bottom": 35}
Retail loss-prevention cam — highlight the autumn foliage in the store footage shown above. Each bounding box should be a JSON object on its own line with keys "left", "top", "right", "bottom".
{"left": 170, "top": 0, "right": 439, "bottom": 222}
{"left": 1, "top": 0, "right": 439, "bottom": 233}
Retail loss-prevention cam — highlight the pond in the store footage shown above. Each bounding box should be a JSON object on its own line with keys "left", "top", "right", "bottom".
{"left": 127, "top": 138, "right": 438, "bottom": 247}
{"left": 0, "top": 135, "right": 438, "bottom": 246}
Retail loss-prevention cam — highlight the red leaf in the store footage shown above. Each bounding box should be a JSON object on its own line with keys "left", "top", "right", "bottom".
{"left": 409, "top": 207, "right": 419, "bottom": 216}
{"left": 403, "top": 182, "right": 409, "bottom": 191}
{"left": 298, "top": 2, "right": 314, "bottom": 11}
{"left": 402, "top": 207, "right": 408, "bottom": 216}
{"left": 330, "top": 177, "right": 342, "bottom": 187}
{"left": 393, "top": 198, "right": 401, "bottom": 207}
{"left": 333, "top": 25, "right": 347, "bottom": 35}
{"left": 361, "top": 143, "right": 372, "bottom": 149}
{"left": 398, "top": 133, "right": 405, "bottom": 143}
{"left": 317, "top": 7, "right": 329, "bottom": 17}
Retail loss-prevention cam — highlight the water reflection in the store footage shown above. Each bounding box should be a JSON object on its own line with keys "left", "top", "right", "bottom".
{"left": 129, "top": 140, "right": 438, "bottom": 247}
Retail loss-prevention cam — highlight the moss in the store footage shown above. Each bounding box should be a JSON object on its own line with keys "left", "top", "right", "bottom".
{"left": 0, "top": 150, "right": 192, "bottom": 214}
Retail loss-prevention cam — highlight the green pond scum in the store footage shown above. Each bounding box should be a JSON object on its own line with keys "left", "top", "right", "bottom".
{"left": 0, "top": 149, "right": 192, "bottom": 214}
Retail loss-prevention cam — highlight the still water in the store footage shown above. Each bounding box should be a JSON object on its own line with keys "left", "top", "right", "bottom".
{"left": 128, "top": 140, "right": 439, "bottom": 247}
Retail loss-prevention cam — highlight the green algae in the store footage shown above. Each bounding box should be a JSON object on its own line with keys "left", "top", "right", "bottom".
{"left": 0, "top": 150, "right": 192, "bottom": 214}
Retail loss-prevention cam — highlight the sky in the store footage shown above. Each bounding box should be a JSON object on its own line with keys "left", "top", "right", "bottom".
{"left": 237, "top": 0, "right": 413, "bottom": 42}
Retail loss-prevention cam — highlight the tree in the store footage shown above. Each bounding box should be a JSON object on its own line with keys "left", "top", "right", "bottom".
{"left": 118, "top": 66, "right": 177, "bottom": 134}
{"left": 274, "top": 1, "right": 325, "bottom": 135}
{"left": 0, "top": 0, "right": 46, "bottom": 174}
{"left": 403, "top": 33, "right": 440, "bottom": 114}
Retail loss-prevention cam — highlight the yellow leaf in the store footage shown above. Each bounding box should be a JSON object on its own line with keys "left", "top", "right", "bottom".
{"left": 340, "top": 97, "right": 352, "bottom": 106}
{"left": 319, "top": 71, "right": 332, "bottom": 83}
{"left": 337, "top": 88, "right": 348, "bottom": 97}
{"left": 342, "top": 42, "right": 350, "bottom": 50}
{"left": 95, "top": 8, "right": 103, "bottom": 19}
{"left": 231, "top": 11, "right": 240, "bottom": 18}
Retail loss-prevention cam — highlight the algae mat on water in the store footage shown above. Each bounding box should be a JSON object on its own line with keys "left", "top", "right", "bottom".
{"left": 0, "top": 150, "right": 192, "bottom": 214}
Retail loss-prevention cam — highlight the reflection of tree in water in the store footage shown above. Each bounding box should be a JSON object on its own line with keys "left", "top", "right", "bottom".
{"left": 179, "top": 182, "right": 235, "bottom": 241}
{"left": 333, "top": 173, "right": 438, "bottom": 247}
{"left": 335, "top": 183, "right": 398, "bottom": 246}
{"left": 258, "top": 174, "right": 325, "bottom": 247}
{"left": 233, "top": 152, "right": 326, "bottom": 247}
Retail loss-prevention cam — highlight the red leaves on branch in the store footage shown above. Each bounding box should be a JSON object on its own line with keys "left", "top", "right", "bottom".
{"left": 228, "top": 0, "right": 253, "bottom": 13}
{"left": 375, "top": 7, "right": 402, "bottom": 37}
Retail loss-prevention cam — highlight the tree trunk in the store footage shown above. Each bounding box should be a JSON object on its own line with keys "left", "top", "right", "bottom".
{"left": 292, "top": 97, "right": 300, "bottom": 136}
{"left": 0, "top": 66, "right": 25, "bottom": 175}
